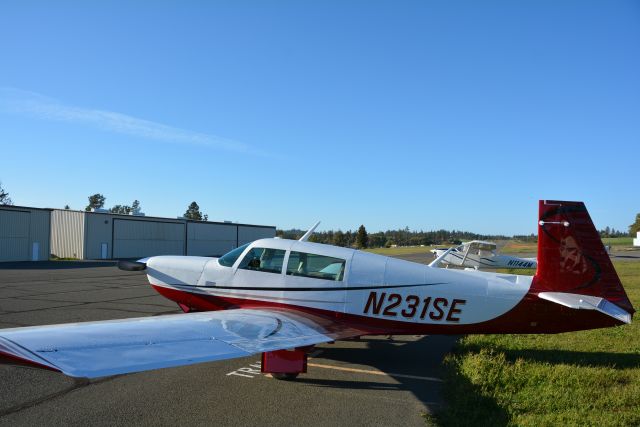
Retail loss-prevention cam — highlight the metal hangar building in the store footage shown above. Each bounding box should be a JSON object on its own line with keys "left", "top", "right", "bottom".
{"left": 0, "top": 205, "right": 51, "bottom": 262}
{"left": 50, "top": 209, "right": 275, "bottom": 260}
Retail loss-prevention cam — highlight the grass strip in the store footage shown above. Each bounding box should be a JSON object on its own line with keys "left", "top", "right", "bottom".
{"left": 433, "top": 261, "right": 640, "bottom": 426}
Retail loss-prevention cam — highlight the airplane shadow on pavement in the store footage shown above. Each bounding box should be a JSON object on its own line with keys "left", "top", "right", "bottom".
{"left": 296, "top": 334, "right": 640, "bottom": 426}
{"left": 293, "top": 334, "right": 508, "bottom": 423}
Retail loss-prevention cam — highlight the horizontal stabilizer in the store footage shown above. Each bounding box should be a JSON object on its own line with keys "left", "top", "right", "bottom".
{"left": 538, "top": 292, "right": 632, "bottom": 324}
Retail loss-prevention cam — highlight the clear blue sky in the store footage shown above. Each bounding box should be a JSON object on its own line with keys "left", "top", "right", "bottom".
{"left": 1, "top": 1, "right": 638, "bottom": 235}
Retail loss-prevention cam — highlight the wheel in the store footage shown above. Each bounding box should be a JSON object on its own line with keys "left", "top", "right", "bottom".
{"left": 271, "top": 372, "right": 299, "bottom": 380}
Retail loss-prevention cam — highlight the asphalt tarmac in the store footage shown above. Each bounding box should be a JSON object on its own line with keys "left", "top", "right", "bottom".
{"left": 0, "top": 261, "right": 456, "bottom": 427}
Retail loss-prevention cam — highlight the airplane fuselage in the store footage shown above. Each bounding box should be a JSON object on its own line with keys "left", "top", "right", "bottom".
{"left": 146, "top": 238, "right": 619, "bottom": 336}
{"left": 432, "top": 248, "right": 537, "bottom": 269}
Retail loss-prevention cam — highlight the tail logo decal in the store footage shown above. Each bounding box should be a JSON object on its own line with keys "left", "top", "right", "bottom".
{"left": 540, "top": 204, "right": 601, "bottom": 291}
{"left": 559, "top": 236, "right": 589, "bottom": 275}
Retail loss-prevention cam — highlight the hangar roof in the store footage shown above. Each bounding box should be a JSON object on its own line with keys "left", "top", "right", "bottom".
{"left": 0, "top": 205, "right": 53, "bottom": 211}
{"left": 50, "top": 207, "right": 275, "bottom": 229}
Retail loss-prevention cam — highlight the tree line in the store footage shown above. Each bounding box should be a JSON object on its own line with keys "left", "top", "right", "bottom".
{"left": 82, "top": 193, "right": 209, "bottom": 220}
{"left": 2, "top": 182, "right": 639, "bottom": 238}
{"left": 599, "top": 227, "right": 629, "bottom": 238}
{"left": 277, "top": 225, "right": 513, "bottom": 249}
{"left": 279, "top": 222, "right": 640, "bottom": 249}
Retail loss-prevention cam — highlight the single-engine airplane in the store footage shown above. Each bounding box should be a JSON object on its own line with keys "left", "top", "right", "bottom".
{"left": 0, "top": 201, "right": 634, "bottom": 380}
{"left": 431, "top": 240, "right": 537, "bottom": 270}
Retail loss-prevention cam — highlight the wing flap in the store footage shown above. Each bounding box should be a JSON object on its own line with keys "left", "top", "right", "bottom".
{"left": 0, "top": 309, "right": 351, "bottom": 378}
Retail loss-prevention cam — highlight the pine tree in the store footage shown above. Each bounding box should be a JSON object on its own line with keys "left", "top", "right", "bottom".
{"left": 356, "top": 225, "right": 369, "bottom": 249}
{"left": 184, "top": 201, "right": 204, "bottom": 220}
{"left": 132, "top": 200, "right": 141, "bottom": 215}
{"left": 85, "top": 194, "right": 105, "bottom": 211}
{"left": 0, "top": 182, "right": 13, "bottom": 205}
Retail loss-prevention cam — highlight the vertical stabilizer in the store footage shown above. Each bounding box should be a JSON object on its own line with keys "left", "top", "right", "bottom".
{"left": 533, "top": 200, "right": 634, "bottom": 315}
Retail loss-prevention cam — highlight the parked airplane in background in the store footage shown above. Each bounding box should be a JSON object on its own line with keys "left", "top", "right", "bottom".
{"left": 431, "top": 240, "right": 537, "bottom": 270}
{"left": 0, "top": 201, "right": 634, "bottom": 380}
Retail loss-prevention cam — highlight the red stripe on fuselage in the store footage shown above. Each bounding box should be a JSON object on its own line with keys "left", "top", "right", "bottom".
{"left": 152, "top": 284, "right": 622, "bottom": 334}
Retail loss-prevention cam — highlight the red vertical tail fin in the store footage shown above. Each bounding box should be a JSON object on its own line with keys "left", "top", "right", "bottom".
{"left": 533, "top": 200, "right": 634, "bottom": 315}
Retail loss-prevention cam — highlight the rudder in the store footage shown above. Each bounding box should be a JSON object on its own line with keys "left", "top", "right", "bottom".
{"left": 533, "top": 200, "right": 634, "bottom": 315}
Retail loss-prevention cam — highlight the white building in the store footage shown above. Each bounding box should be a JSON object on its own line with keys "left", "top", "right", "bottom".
{"left": 634, "top": 232, "right": 640, "bottom": 247}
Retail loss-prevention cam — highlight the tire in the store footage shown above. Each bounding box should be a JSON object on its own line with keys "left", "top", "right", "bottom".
{"left": 271, "top": 372, "right": 299, "bottom": 381}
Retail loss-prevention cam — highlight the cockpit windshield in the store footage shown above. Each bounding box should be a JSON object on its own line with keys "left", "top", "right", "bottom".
{"left": 218, "top": 243, "right": 250, "bottom": 267}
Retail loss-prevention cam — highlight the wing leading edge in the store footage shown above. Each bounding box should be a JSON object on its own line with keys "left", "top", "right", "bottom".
{"left": 0, "top": 309, "right": 358, "bottom": 378}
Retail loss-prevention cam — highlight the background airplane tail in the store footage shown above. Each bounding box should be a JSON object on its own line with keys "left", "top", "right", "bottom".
{"left": 533, "top": 200, "right": 634, "bottom": 315}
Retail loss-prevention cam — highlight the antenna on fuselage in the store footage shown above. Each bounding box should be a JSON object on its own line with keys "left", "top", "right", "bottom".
{"left": 299, "top": 221, "right": 321, "bottom": 242}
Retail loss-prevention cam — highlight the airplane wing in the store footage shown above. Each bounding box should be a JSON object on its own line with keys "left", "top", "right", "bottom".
{"left": 0, "top": 309, "right": 361, "bottom": 378}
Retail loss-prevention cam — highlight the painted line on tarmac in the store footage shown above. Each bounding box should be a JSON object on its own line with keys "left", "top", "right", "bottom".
{"left": 226, "top": 361, "right": 262, "bottom": 378}
{"left": 226, "top": 348, "right": 443, "bottom": 383}
{"left": 306, "top": 362, "right": 443, "bottom": 382}
{"left": 309, "top": 349, "right": 323, "bottom": 357}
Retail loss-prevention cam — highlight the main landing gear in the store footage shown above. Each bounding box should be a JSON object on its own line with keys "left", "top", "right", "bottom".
{"left": 261, "top": 348, "right": 309, "bottom": 380}
{"left": 177, "top": 302, "right": 309, "bottom": 380}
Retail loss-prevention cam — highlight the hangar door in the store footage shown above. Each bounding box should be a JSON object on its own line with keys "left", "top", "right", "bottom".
{"left": 187, "top": 222, "right": 237, "bottom": 257}
{"left": 0, "top": 209, "right": 30, "bottom": 262}
{"left": 113, "top": 219, "right": 185, "bottom": 259}
{"left": 238, "top": 225, "right": 276, "bottom": 246}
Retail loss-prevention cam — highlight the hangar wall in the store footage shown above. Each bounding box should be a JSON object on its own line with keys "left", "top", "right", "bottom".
{"left": 238, "top": 225, "right": 278, "bottom": 246}
{"left": 113, "top": 219, "right": 185, "bottom": 259}
{"left": 0, "top": 206, "right": 51, "bottom": 262}
{"left": 83, "top": 213, "right": 188, "bottom": 259}
{"left": 84, "top": 212, "right": 114, "bottom": 259}
{"left": 50, "top": 209, "right": 275, "bottom": 260}
{"left": 51, "top": 210, "right": 85, "bottom": 259}
{"left": 186, "top": 222, "right": 237, "bottom": 257}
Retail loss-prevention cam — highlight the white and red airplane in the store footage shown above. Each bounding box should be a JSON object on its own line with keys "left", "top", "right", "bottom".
{"left": 430, "top": 240, "right": 537, "bottom": 270}
{"left": 0, "top": 201, "right": 634, "bottom": 380}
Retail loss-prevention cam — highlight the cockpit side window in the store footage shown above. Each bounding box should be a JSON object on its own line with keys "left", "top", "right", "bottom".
{"left": 286, "top": 251, "right": 346, "bottom": 281}
{"left": 238, "top": 247, "right": 286, "bottom": 274}
{"left": 218, "top": 243, "right": 250, "bottom": 267}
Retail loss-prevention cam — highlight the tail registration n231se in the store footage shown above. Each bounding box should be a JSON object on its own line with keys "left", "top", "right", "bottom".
{"left": 363, "top": 291, "right": 466, "bottom": 322}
